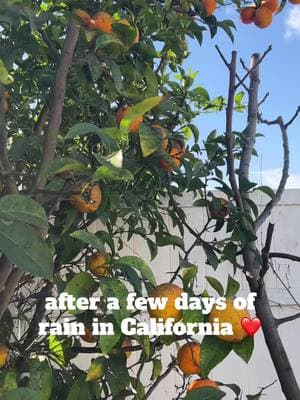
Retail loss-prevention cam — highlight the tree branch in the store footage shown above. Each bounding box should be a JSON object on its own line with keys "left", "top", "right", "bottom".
{"left": 255, "top": 116, "right": 290, "bottom": 231}
{"left": 276, "top": 312, "right": 300, "bottom": 327}
{"left": 33, "top": 20, "right": 80, "bottom": 192}
{"left": 143, "top": 360, "right": 176, "bottom": 399}
{"left": 269, "top": 252, "right": 300, "bottom": 262}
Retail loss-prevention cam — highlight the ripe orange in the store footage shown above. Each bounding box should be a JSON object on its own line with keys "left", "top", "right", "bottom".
{"left": 116, "top": 106, "right": 143, "bottom": 133}
{"left": 209, "top": 298, "right": 250, "bottom": 342}
{"left": 151, "top": 125, "right": 169, "bottom": 150}
{"left": 177, "top": 342, "right": 201, "bottom": 375}
{"left": 160, "top": 142, "right": 185, "bottom": 172}
{"left": 188, "top": 378, "right": 219, "bottom": 392}
{"left": 208, "top": 197, "right": 229, "bottom": 219}
{"left": 70, "top": 183, "right": 102, "bottom": 213}
{"left": 240, "top": 6, "right": 256, "bottom": 23}
{"left": 89, "top": 12, "right": 112, "bottom": 33}
{"left": 87, "top": 252, "right": 110, "bottom": 277}
{"left": 262, "top": 0, "right": 279, "bottom": 13}
{"left": 114, "top": 19, "right": 140, "bottom": 44}
{"left": 254, "top": 6, "right": 273, "bottom": 28}
{"left": 81, "top": 327, "right": 97, "bottom": 343}
{"left": 0, "top": 344, "right": 9, "bottom": 368}
{"left": 148, "top": 283, "right": 183, "bottom": 322}
{"left": 203, "top": 0, "right": 217, "bottom": 16}
{"left": 74, "top": 9, "right": 92, "bottom": 27}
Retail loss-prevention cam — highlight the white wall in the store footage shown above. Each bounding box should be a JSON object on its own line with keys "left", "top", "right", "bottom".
{"left": 118, "top": 189, "right": 300, "bottom": 399}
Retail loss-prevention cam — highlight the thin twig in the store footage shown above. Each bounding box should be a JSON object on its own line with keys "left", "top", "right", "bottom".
{"left": 143, "top": 360, "right": 176, "bottom": 399}
{"left": 276, "top": 312, "right": 300, "bottom": 326}
{"left": 269, "top": 252, "right": 300, "bottom": 262}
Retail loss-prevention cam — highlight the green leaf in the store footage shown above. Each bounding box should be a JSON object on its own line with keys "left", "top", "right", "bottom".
{"left": 49, "top": 336, "right": 65, "bottom": 366}
{"left": 0, "top": 219, "right": 53, "bottom": 279}
{"left": 0, "top": 369, "right": 17, "bottom": 396}
{"left": 120, "top": 96, "right": 165, "bottom": 134}
{"left": 225, "top": 275, "right": 240, "bottom": 298}
{"left": 200, "top": 336, "right": 232, "bottom": 377}
{"left": 0, "top": 59, "right": 13, "bottom": 84}
{"left": 182, "top": 266, "right": 198, "bottom": 290}
{"left": 64, "top": 272, "right": 96, "bottom": 314}
{"left": 151, "top": 359, "right": 162, "bottom": 381}
{"left": 70, "top": 230, "right": 105, "bottom": 252}
{"left": 185, "top": 387, "right": 226, "bottom": 400}
{"left": 65, "top": 123, "right": 121, "bottom": 141}
{"left": 29, "top": 360, "right": 52, "bottom": 400}
{"left": 155, "top": 232, "right": 184, "bottom": 250}
{"left": 206, "top": 276, "right": 224, "bottom": 296}
{"left": 99, "top": 278, "right": 130, "bottom": 325}
{"left": 203, "top": 244, "right": 219, "bottom": 270}
{"left": 115, "top": 256, "right": 157, "bottom": 286}
{"left": 193, "top": 198, "right": 208, "bottom": 207}
{"left": 135, "top": 334, "right": 151, "bottom": 358}
{"left": 139, "top": 124, "right": 163, "bottom": 157}
{"left": 107, "top": 59, "right": 124, "bottom": 94}
{"left": 233, "top": 335, "right": 254, "bottom": 363}
{"left": 106, "top": 356, "right": 130, "bottom": 396}
{"left": 0, "top": 389, "right": 41, "bottom": 400}
{"left": 67, "top": 376, "right": 90, "bottom": 400}
{"left": 254, "top": 185, "right": 275, "bottom": 199}
{"left": 92, "top": 165, "right": 133, "bottom": 181}
{"left": 99, "top": 316, "right": 121, "bottom": 354}
{"left": 44, "top": 157, "right": 87, "bottom": 177}
{"left": 95, "top": 34, "right": 125, "bottom": 50}
{"left": 0, "top": 195, "right": 48, "bottom": 228}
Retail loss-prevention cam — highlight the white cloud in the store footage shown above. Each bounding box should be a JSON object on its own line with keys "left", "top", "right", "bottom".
{"left": 251, "top": 169, "right": 300, "bottom": 189}
{"left": 285, "top": 8, "right": 300, "bottom": 39}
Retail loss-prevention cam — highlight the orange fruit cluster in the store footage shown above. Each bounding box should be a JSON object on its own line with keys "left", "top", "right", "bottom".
{"left": 86, "top": 252, "right": 111, "bottom": 277}
{"left": 202, "top": 0, "right": 217, "bottom": 16}
{"left": 116, "top": 106, "right": 143, "bottom": 133}
{"left": 177, "top": 341, "right": 201, "bottom": 375}
{"left": 160, "top": 141, "right": 186, "bottom": 173}
{"left": 240, "top": 0, "right": 278, "bottom": 28}
{"left": 188, "top": 378, "right": 219, "bottom": 392}
{"left": 74, "top": 10, "right": 112, "bottom": 33}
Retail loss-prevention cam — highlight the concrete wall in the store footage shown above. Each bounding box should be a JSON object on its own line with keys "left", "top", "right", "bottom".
{"left": 118, "top": 189, "right": 300, "bottom": 399}
{"left": 75, "top": 189, "right": 300, "bottom": 399}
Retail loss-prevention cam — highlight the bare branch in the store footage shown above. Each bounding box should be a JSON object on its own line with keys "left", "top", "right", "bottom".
{"left": 276, "top": 312, "right": 300, "bottom": 326}
{"left": 258, "top": 92, "right": 270, "bottom": 108}
{"left": 224, "top": 51, "right": 244, "bottom": 211}
{"left": 234, "top": 45, "right": 272, "bottom": 90}
{"left": 143, "top": 360, "right": 176, "bottom": 399}
{"left": 260, "top": 223, "right": 274, "bottom": 279}
{"left": 285, "top": 105, "right": 300, "bottom": 128}
{"left": 255, "top": 116, "right": 289, "bottom": 230}
{"left": 34, "top": 20, "right": 80, "bottom": 192}
{"left": 269, "top": 252, "right": 300, "bottom": 262}
{"left": 239, "top": 53, "right": 260, "bottom": 184}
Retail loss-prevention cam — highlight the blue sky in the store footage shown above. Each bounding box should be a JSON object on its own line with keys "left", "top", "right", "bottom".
{"left": 184, "top": 4, "right": 300, "bottom": 188}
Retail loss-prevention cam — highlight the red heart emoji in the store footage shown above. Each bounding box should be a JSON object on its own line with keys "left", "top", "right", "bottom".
{"left": 241, "top": 317, "right": 261, "bottom": 336}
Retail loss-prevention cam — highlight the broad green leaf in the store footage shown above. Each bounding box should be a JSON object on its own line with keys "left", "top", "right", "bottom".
{"left": 49, "top": 336, "right": 65, "bottom": 366}
{"left": 225, "top": 275, "right": 240, "bottom": 298}
{"left": 67, "top": 375, "right": 90, "bottom": 400}
{"left": 64, "top": 272, "right": 96, "bottom": 314}
{"left": 120, "top": 96, "right": 166, "bottom": 134}
{"left": 43, "top": 157, "right": 87, "bottom": 177}
{"left": 0, "top": 195, "right": 48, "bottom": 228}
{"left": 0, "top": 59, "right": 13, "bottom": 84}
{"left": 0, "top": 388, "right": 41, "bottom": 400}
{"left": 203, "top": 244, "right": 219, "bottom": 270}
{"left": 99, "top": 278, "right": 130, "bottom": 325}
{"left": 115, "top": 256, "right": 157, "bottom": 286}
{"left": 92, "top": 165, "right": 133, "bottom": 181}
{"left": 29, "top": 360, "right": 52, "bottom": 400}
{"left": 185, "top": 387, "right": 226, "bottom": 400}
{"left": 95, "top": 34, "right": 125, "bottom": 50}
{"left": 86, "top": 357, "right": 106, "bottom": 381}
{"left": 139, "top": 124, "right": 164, "bottom": 157}
{"left": 0, "top": 369, "right": 17, "bottom": 396}
{"left": 182, "top": 265, "right": 198, "bottom": 290}
{"left": 254, "top": 185, "right": 275, "bottom": 199}
{"left": 151, "top": 359, "right": 162, "bottom": 381}
{"left": 65, "top": 123, "right": 121, "bottom": 141}
{"left": 135, "top": 334, "right": 151, "bottom": 358}
{"left": 232, "top": 335, "right": 254, "bottom": 363}
{"left": 206, "top": 276, "right": 224, "bottom": 296}
{"left": 107, "top": 59, "right": 124, "bottom": 93}
{"left": 0, "top": 219, "right": 53, "bottom": 279}
{"left": 70, "top": 230, "right": 105, "bottom": 252}
{"left": 155, "top": 232, "right": 184, "bottom": 250}
{"left": 200, "top": 336, "right": 232, "bottom": 377}
{"left": 99, "top": 315, "right": 121, "bottom": 354}
{"left": 106, "top": 356, "right": 130, "bottom": 396}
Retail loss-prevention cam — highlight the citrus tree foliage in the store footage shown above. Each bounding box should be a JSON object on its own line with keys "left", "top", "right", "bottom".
{"left": 0, "top": 0, "right": 291, "bottom": 399}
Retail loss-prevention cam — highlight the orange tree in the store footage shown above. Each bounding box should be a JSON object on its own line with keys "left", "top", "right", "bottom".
{"left": 1, "top": 0, "right": 300, "bottom": 399}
